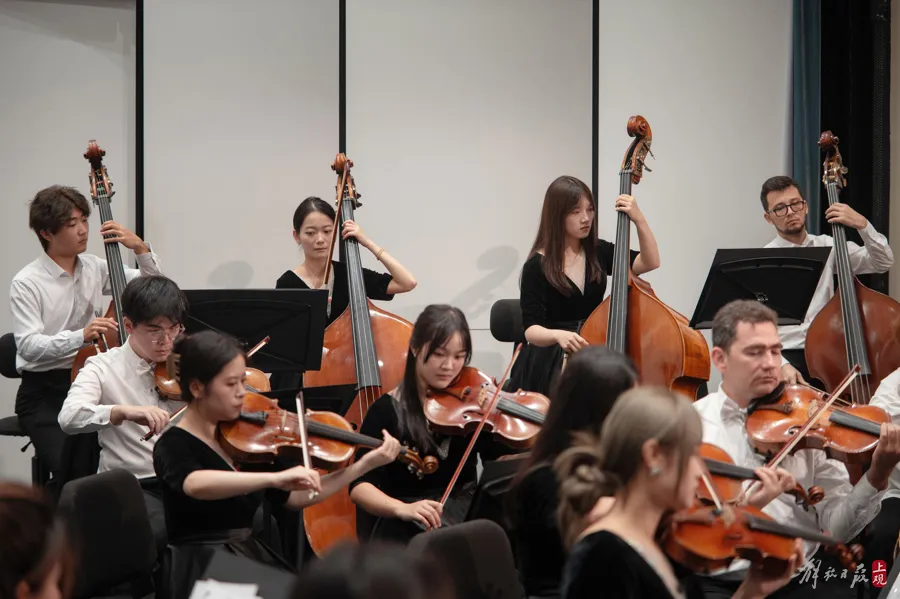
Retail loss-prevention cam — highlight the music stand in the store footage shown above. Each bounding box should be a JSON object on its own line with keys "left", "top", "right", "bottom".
{"left": 689, "top": 247, "right": 832, "bottom": 329}
{"left": 181, "top": 289, "right": 327, "bottom": 373}
{"left": 200, "top": 548, "right": 297, "bottom": 599}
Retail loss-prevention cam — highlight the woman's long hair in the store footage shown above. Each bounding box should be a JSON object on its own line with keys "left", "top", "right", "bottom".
{"left": 506, "top": 346, "right": 638, "bottom": 529}
{"left": 526, "top": 176, "right": 603, "bottom": 295}
{"left": 394, "top": 305, "right": 472, "bottom": 453}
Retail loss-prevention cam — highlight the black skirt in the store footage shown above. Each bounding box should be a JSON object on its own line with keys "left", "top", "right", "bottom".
{"left": 504, "top": 321, "right": 579, "bottom": 396}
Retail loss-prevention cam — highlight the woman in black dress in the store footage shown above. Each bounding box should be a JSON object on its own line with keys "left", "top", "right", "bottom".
{"left": 507, "top": 175, "right": 661, "bottom": 395}
{"left": 276, "top": 196, "right": 417, "bottom": 324}
{"left": 153, "top": 331, "right": 402, "bottom": 599}
{"left": 505, "top": 346, "right": 638, "bottom": 599}
{"left": 556, "top": 387, "right": 800, "bottom": 599}
{"left": 348, "top": 304, "right": 507, "bottom": 544}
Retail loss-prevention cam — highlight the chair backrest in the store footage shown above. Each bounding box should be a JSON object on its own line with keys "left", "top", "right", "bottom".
{"left": 0, "top": 333, "right": 20, "bottom": 379}
{"left": 57, "top": 469, "right": 157, "bottom": 598}
{"left": 407, "top": 519, "right": 523, "bottom": 599}
{"left": 489, "top": 300, "right": 525, "bottom": 344}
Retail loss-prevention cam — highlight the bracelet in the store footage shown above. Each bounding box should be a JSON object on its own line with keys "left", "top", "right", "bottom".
{"left": 375, "top": 248, "right": 385, "bottom": 262}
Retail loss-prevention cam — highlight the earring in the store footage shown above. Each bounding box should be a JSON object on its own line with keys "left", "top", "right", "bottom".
{"left": 649, "top": 465, "right": 661, "bottom": 476}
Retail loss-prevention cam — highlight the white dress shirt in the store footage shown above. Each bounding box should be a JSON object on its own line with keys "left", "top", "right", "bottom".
{"left": 58, "top": 339, "right": 183, "bottom": 479}
{"left": 693, "top": 385, "right": 885, "bottom": 576}
{"left": 764, "top": 222, "right": 893, "bottom": 352}
{"left": 868, "top": 367, "right": 900, "bottom": 502}
{"left": 10, "top": 249, "right": 162, "bottom": 373}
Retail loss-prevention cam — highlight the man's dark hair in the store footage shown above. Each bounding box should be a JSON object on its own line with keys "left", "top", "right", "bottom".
{"left": 759, "top": 176, "right": 803, "bottom": 211}
{"left": 28, "top": 186, "right": 92, "bottom": 250}
{"left": 122, "top": 276, "right": 189, "bottom": 326}
{"left": 712, "top": 300, "right": 778, "bottom": 352}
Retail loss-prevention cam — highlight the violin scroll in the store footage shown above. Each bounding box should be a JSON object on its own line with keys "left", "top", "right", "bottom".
{"left": 622, "top": 115, "right": 653, "bottom": 185}
{"left": 818, "top": 131, "right": 848, "bottom": 189}
{"left": 825, "top": 542, "right": 864, "bottom": 572}
{"left": 402, "top": 449, "right": 439, "bottom": 478}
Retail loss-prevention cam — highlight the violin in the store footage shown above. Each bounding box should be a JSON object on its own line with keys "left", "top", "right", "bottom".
{"left": 142, "top": 337, "right": 273, "bottom": 442}
{"left": 217, "top": 391, "right": 437, "bottom": 476}
{"left": 423, "top": 366, "right": 548, "bottom": 450}
{"left": 745, "top": 379, "right": 890, "bottom": 467}
{"left": 302, "top": 155, "right": 415, "bottom": 554}
{"left": 579, "top": 116, "right": 710, "bottom": 399}
{"left": 805, "top": 131, "right": 900, "bottom": 404}
{"left": 71, "top": 141, "right": 127, "bottom": 380}
{"left": 698, "top": 443, "right": 823, "bottom": 510}
{"left": 662, "top": 503, "right": 862, "bottom": 576}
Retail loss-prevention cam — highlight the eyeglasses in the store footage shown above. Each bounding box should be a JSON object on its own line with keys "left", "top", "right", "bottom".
{"left": 145, "top": 324, "right": 185, "bottom": 345}
{"left": 768, "top": 199, "right": 806, "bottom": 217}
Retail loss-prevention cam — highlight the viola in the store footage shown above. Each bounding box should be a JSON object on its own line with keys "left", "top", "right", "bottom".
{"left": 662, "top": 503, "right": 862, "bottom": 576}
{"left": 745, "top": 380, "right": 890, "bottom": 467}
{"left": 698, "top": 443, "right": 823, "bottom": 510}
{"left": 71, "top": 141, "right": 127, "bottom": 380}
{"left": 579, "top": 116, "right": 710, "bottom": 399}
{"left": 805, "top": 131, "right": 900, "bottom": 404}
{"left": 302, "top": 154, "right": 414, "bottom": 554}
{"left": 217, "top": 391, "right": 437, "bottom": 476}
{"left": 423, "top": 366, "right": 549, "bottom": 450}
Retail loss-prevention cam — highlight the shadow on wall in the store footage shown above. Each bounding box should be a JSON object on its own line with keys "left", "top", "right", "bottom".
{"left": 208, "top": 261, "right": 254, "bottom": 288}
{"left": 403, "top": 245, "right": 520, "bottom": 325}
{"left": 0, "top": 0, "right": 135, "bottom": 50}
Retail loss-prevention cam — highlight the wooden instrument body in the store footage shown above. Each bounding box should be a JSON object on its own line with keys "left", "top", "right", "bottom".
{"left": 745, "top": 384, "right": 890, "bottom": 465}
{"left": 71, "top": 301, "right": 121, "bottom": 379}
{"left": 580, "top": 274, "right": 710, "bottom": 399}
{"left": 806, "top": 278, "right": 900, "bottom": 397}
{"left": 424, "top": 366, "right": 549, "bottom": 450}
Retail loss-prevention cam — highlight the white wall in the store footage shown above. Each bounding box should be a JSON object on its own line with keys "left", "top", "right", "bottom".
{"left": 595, "top": 0, "right": 792, "bottom": 390}
{"left": 0, "top": 0, "right": 137, "bottom": 481}
{"left": 142, "top": 0, "right": 340, "bottom": 291}
{"left": 1, "top": 0, "right": 795, "bottom": 478}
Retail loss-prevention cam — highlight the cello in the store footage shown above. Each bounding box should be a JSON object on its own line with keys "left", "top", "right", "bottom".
{"left": 302, "top": 154, "right": 414, "bottom": 554}
{"left": 579, "top": 116, "right": 710, "bottom": 398}
{"left": 805, "top": 131, "right": 900, "bottom": 404}
{"left": 71, "top": 141, "right": 128, "bottom": 380}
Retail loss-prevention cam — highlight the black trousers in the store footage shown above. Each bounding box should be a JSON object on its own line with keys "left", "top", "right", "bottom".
{"left": 697, "top": 548, "right": 866, "bottom": 598}
{"left": 15, "top": 369, "right": 72, "bottom": 480}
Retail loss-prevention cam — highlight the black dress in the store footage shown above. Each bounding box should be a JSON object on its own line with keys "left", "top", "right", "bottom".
{"left": 153, "top": 427, "right": 294, "bottom": 599}
{"left": 507, "top": 463, "right": 566, "bottom": 598}
{"left": 506, "top": 241, "right": 637, "bottom": 395}
{"left": 561, "top": 530, "right": 702, "bottom": 599}
{"left": 348, "top": 393, "right": 506, "bottom": 544}
{"left": 275, "top": 261, "right": 394, "bottom": 327}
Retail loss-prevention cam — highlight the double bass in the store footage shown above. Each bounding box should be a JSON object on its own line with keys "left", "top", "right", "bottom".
{"left": 580, "top": 116, "right": 710, "bottom": 398}
{"left": 71, "top": 141, "right": 128, "bottom": 380}
{"left": 805, "top": 131, "right": 900, "bottom": 403}
{"left": 302, "top": 154, "right": 414, "bottom": 554}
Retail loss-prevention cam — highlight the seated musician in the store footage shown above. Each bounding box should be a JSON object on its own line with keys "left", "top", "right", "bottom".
{"left": 557, "top": 386, "right": 799, "bottom": 599}
{"left": 863, "top": 366, "right": 900, "bottom": 583}
{"left": 0, "top": 481, "right": 75, "bottom": 599}
{"left": 10, "top": 185, "right": 161, "bottom": 482}
{"left": 693, "top": 299, "right": 900, "bottom": 598}
{"left": 348, "top": 304, "right": 510, "bottom": 543}
{"left": 759, "top": 176, "right": 893, "bottom": 385}
{"left": 506, "top": 175, "right": 660, "bottom": 396}
{"left": 57, "top": 275, "right": 187, "bottom": 554}
{"left": 152, "top": 330, "right": 400, "bottom": 599}
{"left": 505, "top": 345, "right": 638, "bottom": 599}
{"left": 277, "top": 196, "right": 417, "bottom": 323}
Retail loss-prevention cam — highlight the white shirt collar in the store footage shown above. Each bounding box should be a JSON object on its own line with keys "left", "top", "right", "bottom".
{"left": 124, "top": 338, "right": 155, "bottom": 376}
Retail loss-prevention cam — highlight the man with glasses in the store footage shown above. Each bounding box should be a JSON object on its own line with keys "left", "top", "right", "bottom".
{"left": 760, "top": 176, "right": 893, "bottom": 385}
{"left": 59, "top": 275, "right": 188, "bottom": 553}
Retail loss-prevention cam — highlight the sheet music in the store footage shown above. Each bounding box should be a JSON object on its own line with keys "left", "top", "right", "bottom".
{"left": 188, "top": 579, "right": 261, "bottom": 599}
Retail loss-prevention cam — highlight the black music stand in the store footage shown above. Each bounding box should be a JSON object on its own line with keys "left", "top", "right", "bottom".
{"left": 200, "top": 548, "right": 297, "bottom": 599}
{"left": 181, "top": 289, "right": 327, "bottom": 374}
{"left": 689, "top": 247, "right": 832, "bottom": 329}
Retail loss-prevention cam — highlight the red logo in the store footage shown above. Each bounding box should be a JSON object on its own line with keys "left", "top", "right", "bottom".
{"left": 872, "top": 560, "right": 888, "bottom": 588}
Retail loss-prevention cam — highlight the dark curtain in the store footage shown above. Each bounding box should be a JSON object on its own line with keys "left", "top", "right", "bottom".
{"left": 820, "top": 0, "right": 892, "bottom": 293}
{"left": 792, "top": 0, "right": 822, "bottom": 235}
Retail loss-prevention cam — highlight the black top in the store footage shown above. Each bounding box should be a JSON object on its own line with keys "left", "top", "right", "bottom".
{"left": 276, "top": 261, "right": 394, "bottom": 326}
{"left": 561, "top": 530, "right": 702, "bottom": 599}
{"left": 508, "top": 463, "right": 566, "bottom": 598}
{"left": 153, "top": 427, "right": 289, "bottom": 542}
{"left": 520, "top": 240, "right": 638, "bottom": 330}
